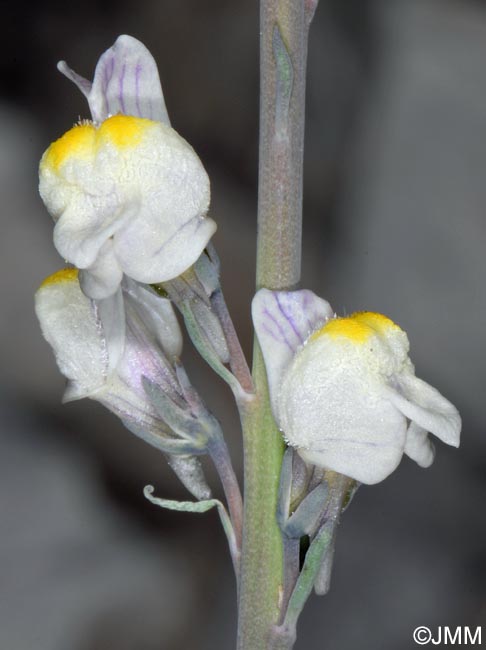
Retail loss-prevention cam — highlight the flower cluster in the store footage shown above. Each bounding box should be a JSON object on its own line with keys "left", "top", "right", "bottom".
{"left": 36, "top": 34, "right": 461, "bottom": 501}
{"left": 36, "top": 36, "right": 221, "bottom": 498}
{"left": 34, "top": 29, "right": 463, "bottom": 649}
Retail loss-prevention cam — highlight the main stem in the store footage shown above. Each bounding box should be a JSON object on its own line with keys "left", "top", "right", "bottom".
{"left": 237, "top": 1, "right": 314, "bottom": 648}
{"left": 256, "top": 0, "right": 310, "bottom": 291}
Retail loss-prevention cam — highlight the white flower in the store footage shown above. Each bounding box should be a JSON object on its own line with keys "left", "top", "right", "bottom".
{"left": 35, "top": 268, "right": 183, "bottom": 438}
{"left": 252, "top": 289, "right": 461, "bottom": 484}
{"left": 35, "top": 268, "right": 215, "bottom": 499}
{"left": 39, "top": 35, "right": 215, "bottom": 300}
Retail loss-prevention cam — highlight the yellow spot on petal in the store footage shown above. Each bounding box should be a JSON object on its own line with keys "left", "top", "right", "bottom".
{"left": 39, "top": 268, "right": 79, "bottom": 289}
{"left": 41, "top": 123, "right": 96, "bottom": 172}
{"left": 40, "top": 115, "right": 156, "bottom": 174}
{"left": 310, "top": 310, "right": 402, "bottom": 344}
{"left": 97, "top": 114, "right": 153, "bottom": 149}
{"left": 311, "top": 317, "right": 372, "bottom": 343}
{"left": 352, "top": 311, "right": 402, "bottom": 335}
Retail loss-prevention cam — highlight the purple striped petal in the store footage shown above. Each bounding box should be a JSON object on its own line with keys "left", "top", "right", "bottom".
{"left": 252, "top": 289, "right": 334, "bottom": 414}
{"left": 59, "top": 35, "right": 170, "bottom": 125}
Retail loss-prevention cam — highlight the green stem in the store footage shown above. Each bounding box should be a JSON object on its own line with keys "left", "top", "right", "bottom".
{"left": 237, "top": 348, "right": 285, "bottom": 650}
{"left": 237, "top": 1, "right": 317, "bottom": 646}
{"left": 256, "top": 0, "right": 311, "bottom": 291}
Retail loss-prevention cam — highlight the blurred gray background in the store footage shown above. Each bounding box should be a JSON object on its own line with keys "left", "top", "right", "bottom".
{"left": 1, "top": 0, "right": 485, "bottom": 648}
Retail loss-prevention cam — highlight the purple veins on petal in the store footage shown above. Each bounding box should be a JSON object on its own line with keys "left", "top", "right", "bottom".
{"left": 102, "top": 57, "right": 115, "bottom": 115}
{"left": 275, "top": 293, "right": 305, "bottom": 345}
{"left": 118, "top": 63, "right": 126, "bottom": 113}
{"left": 134, "top": 62, "right": 142, "bottom": 117}
{"left": 261, "top": 322, "right": 293, "bottom": 351}
{"left": 262, "top": 307, "right": 294, "bottom": 350}
{"left": 103, "top": 57, "right": 113, "bottom": 93}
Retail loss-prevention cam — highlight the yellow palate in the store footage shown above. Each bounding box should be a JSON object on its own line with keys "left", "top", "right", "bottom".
{"left": 314, "top": 317, "right": 372, "bottom": 343}
{"left": 97, "top": 114, "right": 150, "bottom": 148}
{"left": 42, "top": 123, "right": 96, "bottom": 172}
{"left": 41, "top": 115, "right": 155, "bottom": 172}
{"left": 352, "top": 311, "right": 402, "bottom": 335}
{"left": 39, "top": 268, "right": 79, "bottom": 289}
{"left": 311, "top": 311, "right": 401, "bottom": 344}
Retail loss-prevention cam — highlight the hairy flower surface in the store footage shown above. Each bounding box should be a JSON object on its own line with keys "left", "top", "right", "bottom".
{"left": 252, "top": 289, "right": 461, "bottom": 484}
{"left": 39, "top": 36, "right": 215, "bottom": 299}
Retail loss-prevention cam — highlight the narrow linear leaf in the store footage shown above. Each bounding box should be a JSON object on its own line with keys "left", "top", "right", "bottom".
{"left": 144, "top": 485, "right": 221, "bottom": 513}
{"left": 144, "top": 485, "right": 239, "bottom": 567}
